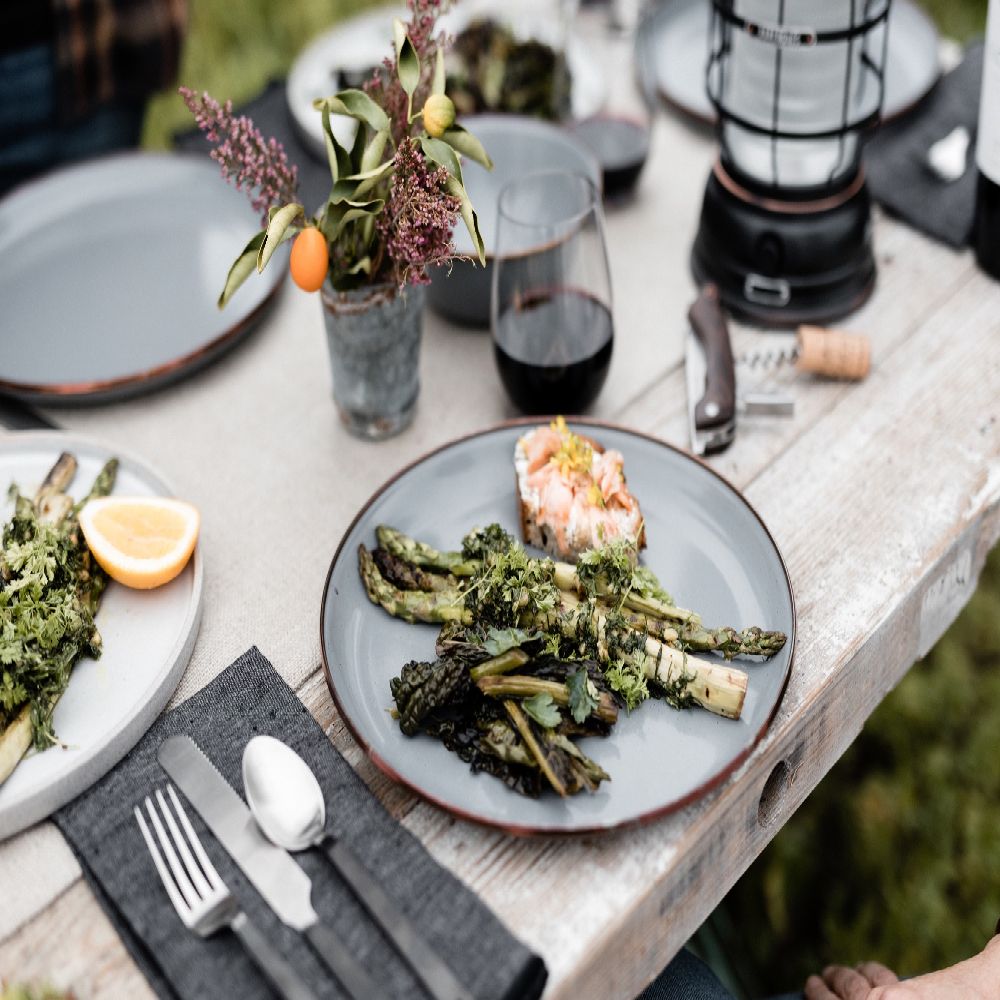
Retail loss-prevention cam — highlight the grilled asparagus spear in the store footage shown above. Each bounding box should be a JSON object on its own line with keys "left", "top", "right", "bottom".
{"left": 0, "top": 453, "right": 118, "bottom": 784}
{"left": 359, "top": 541, "right": 750, "bottom": 718}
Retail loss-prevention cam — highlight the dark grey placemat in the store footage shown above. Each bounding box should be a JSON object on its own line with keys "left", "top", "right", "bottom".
{"left": 54, "top": 647, "right": 547, "bottom": 1000}
{"left": 865, "top": 42, "right": 983, "bottom": 248}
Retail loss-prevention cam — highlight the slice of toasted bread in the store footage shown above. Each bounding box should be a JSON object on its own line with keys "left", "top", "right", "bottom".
{"left": 514, "top": 418, "right": 645, "bottom": 562}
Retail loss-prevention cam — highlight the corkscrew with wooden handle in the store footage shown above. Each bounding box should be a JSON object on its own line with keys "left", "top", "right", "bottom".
{"left": 685, "top": 284, "right": 795, "bottom": 455}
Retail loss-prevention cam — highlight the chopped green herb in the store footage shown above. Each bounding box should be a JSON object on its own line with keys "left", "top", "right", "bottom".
{"left": 632, "top": 564, "right": 673, "bottom": 607}
{"left": 521, "top": 692, "right": 561, "bottom": 728}
{"left": 482, "top": 625, "right": 537, "bottom": 656}
{"left": 566, "top": 668, "right": 599, "bottom": 723}
{"left": 0, "top": 455, "right": 117, "bottom": 757}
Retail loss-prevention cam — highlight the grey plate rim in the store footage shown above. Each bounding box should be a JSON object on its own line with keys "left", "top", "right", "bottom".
{"left": 319, "top": 417, "right": 796, "bottom": 836}
{"left": 0, "top": 430, "right": 204, "bottom": 840}
{"left": 0, "top": 151, "right": 285, "bottom": 405}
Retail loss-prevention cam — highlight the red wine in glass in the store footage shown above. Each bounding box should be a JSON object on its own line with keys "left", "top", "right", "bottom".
{"left": 570, "top": 115, "right": 650, "bottom": 198}
{"left": 493, "top": 287, "right": 613, "bottom": 414}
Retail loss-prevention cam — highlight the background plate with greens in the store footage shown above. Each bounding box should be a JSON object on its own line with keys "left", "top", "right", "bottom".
{"left": 0, "top": 432, "right": 203, "bottom": 839}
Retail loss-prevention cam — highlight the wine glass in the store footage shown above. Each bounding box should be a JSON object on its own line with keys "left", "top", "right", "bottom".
{"left": 569, "top": 0, "right": 653, "bottom": 200}
{"left": 491, "top": 170, "right": 614, "bottom": 415}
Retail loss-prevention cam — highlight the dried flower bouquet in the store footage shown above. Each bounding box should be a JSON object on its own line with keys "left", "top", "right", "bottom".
{"left": 182, "top": 0, "right": 491, "bottom": 306}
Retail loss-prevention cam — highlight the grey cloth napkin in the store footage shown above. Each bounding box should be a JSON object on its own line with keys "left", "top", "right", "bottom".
{"left": 53, "top": 647, "right": 547, "bottom": 1000}
{"left": 865, "top": 42, "right": 983, "bottom": 248}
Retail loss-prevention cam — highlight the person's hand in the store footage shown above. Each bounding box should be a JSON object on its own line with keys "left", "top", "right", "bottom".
{"left": 804, "top": 961, "right": 898, "bottom": 999}
{"left": 804, "top": 936, "right": 1000, "bottom": 999}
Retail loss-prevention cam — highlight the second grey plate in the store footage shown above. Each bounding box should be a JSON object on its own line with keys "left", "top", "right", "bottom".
{"left": 320, "top": 420, "right": 795, "bottom": 834}
{"left": 0, "top": 153, "right": 285, "bottom": 404}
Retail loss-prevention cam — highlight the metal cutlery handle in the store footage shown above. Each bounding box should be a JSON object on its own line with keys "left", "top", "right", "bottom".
{"left": 231, "top": 912, "right": 319, "bottom": 1000}
{"left": 688, "top": 283, "right": 736, "bottom": 431}
{"left": 304, "top": 920, "right": 377, "bottom": 1000}
{"left": 323, "top": 837, "right": 474, "bottom": 1000}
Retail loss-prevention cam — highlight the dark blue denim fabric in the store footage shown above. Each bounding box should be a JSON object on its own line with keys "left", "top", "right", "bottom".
{"left": 636, "top": 949, "right": 803, "bottom": 1000}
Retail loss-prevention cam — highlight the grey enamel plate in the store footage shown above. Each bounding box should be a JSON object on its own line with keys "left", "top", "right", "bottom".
{"left": 0, "top": 153, "right": 284, "bottom": 403}
{"left": 321, "top": 420, "right": 795, "bottom": 834}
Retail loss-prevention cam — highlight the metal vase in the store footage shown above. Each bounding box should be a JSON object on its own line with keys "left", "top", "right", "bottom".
{"left": 320, "top": 283, "right": 425, "bottom": 440}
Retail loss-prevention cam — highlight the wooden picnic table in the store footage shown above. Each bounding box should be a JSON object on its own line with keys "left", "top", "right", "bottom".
{"left": 3, "top": 37, "right": 1000, "bottom": 999}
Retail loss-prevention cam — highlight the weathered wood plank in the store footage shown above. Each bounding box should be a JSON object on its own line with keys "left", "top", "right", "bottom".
{"left": 615, "top": 212, "right": 977, "bottom": 471}
{"left": 0, "top": 880, "right": 153, "bottom": 997}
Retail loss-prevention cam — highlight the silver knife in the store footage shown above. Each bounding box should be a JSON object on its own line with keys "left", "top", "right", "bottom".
{"left": 685, "top": 284, "right": 794, "bottom": 455}
{"left": 158, "top": 735, "right": 377, "bottom": 1000}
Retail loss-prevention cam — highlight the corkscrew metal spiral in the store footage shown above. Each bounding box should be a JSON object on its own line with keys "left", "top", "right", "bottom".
{"left": 738, "top": 344, "right": 800, "bottom": 371}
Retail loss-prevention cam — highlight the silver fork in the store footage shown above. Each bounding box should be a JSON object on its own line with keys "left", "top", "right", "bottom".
{"left": 135, "top": 785, "right": 318, "bottom": 1000}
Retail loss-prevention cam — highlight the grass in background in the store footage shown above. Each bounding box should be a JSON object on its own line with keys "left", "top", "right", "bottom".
{"left": 922, "top": 0, "right": 987, "bottom": 42}
{"left": 141, "top": 0, "right": 377, "bottom": 149}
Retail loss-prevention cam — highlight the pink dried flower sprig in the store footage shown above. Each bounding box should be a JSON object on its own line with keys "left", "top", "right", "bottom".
{"left": 180, "top": 87, "right": 298, "bottom": 227}
{"left": 377, "top": 138, "right": 462, "bottom": 286}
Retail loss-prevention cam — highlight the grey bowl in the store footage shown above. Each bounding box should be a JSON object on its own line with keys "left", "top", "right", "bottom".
{"left": 427, "top": 115, "right": 602, "bottom": 328}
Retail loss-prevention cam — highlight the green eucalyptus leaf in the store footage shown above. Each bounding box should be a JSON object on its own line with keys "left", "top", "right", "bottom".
{"left": 432, "top": 46, "right": 446, "bottom": 96}
{"left": 419, "top": 136, "right": 463, "bottom": 183}
{"left": 346, "top": 255, "right": 372, "bottom": 276}
{"left": 218, "top": 230, "right": 267, "bottom": 309}
{"left": 331, "top": 204, "right": 384, "bottom": 242}
{"left": 354, "top": 164, "right": 394, "bottom": 200}
{"left": 393, "top": 19, "right": 420, "bottom": 97}
{"left": 441, "top": 125, "right": 494, "bottom": 170}
{"left": 361, "top": 214, "right": 375, "bottom": 247}
{"left": 257, "top": 202, "right": 304, "bottom": 273}
{"left": 320, "top": 198, "right": 383, "bottom": 243}
{"left": 319, "top": 103, "right": 353, "bottom": 182}
{"left": 360, "top": 128, "right": 389, "bottom": 173}
{"left": 446, "top": 174, "right": 486, "bottom": 266}
{"left": 327, "top": 179, "right": 361, "bottom": 204}
{"left": 323, "top": 88, "right": 391, "bottom": 133}
{"left": 349, "top": 114, "right": 367, "bottom": 167}
{"left": 344, "top": 158, "right": 393, "bottom": 184}
{"left": 326, "top": 181, "right": 382, "bottom": 211}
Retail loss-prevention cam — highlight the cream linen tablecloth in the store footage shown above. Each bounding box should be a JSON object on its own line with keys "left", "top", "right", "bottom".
{"left": 1, "top": 111, "right": 715, "bottom": 939}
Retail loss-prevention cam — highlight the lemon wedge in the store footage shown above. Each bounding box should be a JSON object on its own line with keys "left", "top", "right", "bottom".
{"left": 79, "top": 496, "right": 200, "bottom": 590}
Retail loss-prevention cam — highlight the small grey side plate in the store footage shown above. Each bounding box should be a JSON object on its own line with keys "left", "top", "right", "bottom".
{"left": 0, "top": 432, "right": 203, "bottom": 839}
{"left": 320, "top": 420, "right": 795, "bottom": 834}
{"left": 0, "top": 153, "right": 285, "bottom": 403}
{"left": 425, "top": 115, "right": 602, "bottom": 328}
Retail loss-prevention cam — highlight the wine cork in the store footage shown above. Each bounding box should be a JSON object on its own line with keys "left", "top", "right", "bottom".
{"left": 796, "top": 325, "right": 871, "bottom": 380}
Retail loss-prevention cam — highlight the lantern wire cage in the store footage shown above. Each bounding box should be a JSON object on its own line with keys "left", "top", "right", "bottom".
{"left": 705, "top": 0, "right": 891, "bottom": 198}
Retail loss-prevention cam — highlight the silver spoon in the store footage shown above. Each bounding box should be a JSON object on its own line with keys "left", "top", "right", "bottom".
{"left": 242, "top": 735, "right": 473, "bottom": 1000}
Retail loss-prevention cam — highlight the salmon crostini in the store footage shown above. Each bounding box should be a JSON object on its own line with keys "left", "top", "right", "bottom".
{"left": 514, "top": 417, "right": 645, "bottom": 561}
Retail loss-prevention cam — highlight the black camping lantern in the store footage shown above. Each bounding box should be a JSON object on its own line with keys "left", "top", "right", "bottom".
{"left": 691, "top": 0, "right": 891, "bottom": 324}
